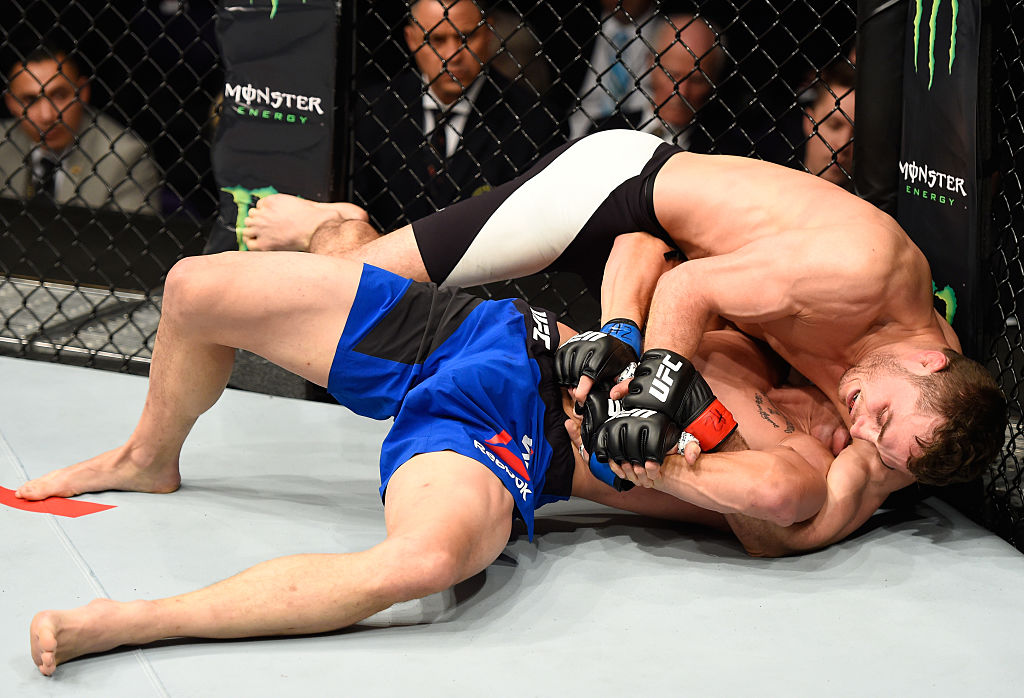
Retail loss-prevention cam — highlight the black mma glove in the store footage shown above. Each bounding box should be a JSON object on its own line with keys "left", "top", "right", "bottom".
{"left": 593, "top": 408, "right": 682, "bottom": 467}
{"left": 579, "top": 388, "right": 634, "bottom": 491}
{"left": 623, "top": 348, "right": 737, "bottom": 452}
{"left": 555, "top": 318, "right": 642, "bottom": 388}
{"left": 580, "top": 388, "right": 619, "bottom": 453}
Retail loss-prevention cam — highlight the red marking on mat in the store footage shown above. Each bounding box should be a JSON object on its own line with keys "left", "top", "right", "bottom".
{"left": 0, "top": 486, "right": 116, "bottom": 517}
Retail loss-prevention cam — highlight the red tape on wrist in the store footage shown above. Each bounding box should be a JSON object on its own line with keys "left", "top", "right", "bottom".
{"left": 685, "top": 399, "right": 738, "bottom": 451}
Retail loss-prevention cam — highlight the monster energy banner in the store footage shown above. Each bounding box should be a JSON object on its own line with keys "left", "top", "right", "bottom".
{"left": 207, "top": 0, "right": 336, "bottom": 253}
{"left": 897, "top": 0, "right": 980, "bottom": 349}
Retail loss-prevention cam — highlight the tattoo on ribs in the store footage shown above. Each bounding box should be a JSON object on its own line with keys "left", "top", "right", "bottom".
{"left": 754, "top": 392, "right": 795, "bottom": 434}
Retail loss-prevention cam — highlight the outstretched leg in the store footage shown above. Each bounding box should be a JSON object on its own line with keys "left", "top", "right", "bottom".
{"left": 29, "top": 452, "right": 513, "bottom": 675}
{"left": 17, "top": 251, "right": 364, "bottom": 500}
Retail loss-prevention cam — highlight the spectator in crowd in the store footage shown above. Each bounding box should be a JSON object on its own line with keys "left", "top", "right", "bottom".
{"left": 800, "top": 54, "right": 856, "bottom": 189}
{"left": 488, "top": 6, "right": 552, "bottom": 93}
{"left": 0, "top": 43, "right": 161, "bottom": 213}
{"left": 568, "top": 0, "right": 658, "bottom": 139}
{"left": 594, "top": 14, "right": 732, "bottom": 153}
{"left": 350, "top": 0, "right": 562, "bottom": 232}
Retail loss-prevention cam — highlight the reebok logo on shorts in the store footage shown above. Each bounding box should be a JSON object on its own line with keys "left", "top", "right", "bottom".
{"left": 474, "top": 430, "right": 534, "bottom": 501}
{"left": 483, "top": 431, "right": 531, "bottom": 480}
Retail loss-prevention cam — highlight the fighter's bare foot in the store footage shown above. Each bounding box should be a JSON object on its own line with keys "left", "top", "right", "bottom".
{"left": 16, "top": 444, "right": 181, "bottom": 501}
{"left": 31, "top": 599, "right": 147, "bottom": 676}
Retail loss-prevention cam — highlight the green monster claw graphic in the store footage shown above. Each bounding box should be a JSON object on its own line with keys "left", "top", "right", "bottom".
{"left": 221, "top": 185, "right": 280, "bottom": 250}
{"left": 913, "top": 0, "right": 959, "bottom": 89}
{"left": 250, "top": 0, "right": 306, "bottom": 20}
{"left": 932, "top": 280, "right": 958, "bottom": 325}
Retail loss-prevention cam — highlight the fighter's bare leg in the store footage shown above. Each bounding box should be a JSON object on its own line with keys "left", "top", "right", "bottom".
{"left": 242, "top": 193, "right": 370, "bottom": 251}
{"left": 29, "top": 452, "right": 513, "bottom": 676}
{"left": 313, "top": 223, "right": 432, "bottom": 282}
{"left": 308, "top": 217, "right": 382, "bottom": 257}
{"left": 17, "top": 252, "right": 364, "bottom": 501}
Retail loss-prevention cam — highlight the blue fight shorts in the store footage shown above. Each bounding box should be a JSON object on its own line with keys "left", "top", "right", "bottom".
{"left": 327, "top": 264, "right": 574, "bottom": 538}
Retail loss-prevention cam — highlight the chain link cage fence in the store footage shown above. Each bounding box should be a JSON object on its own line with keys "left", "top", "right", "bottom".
{"left": 981, "top": 0, "right": 1024, "bottom": 548}
{"left": 1, "top": 1, "right": 218, "bottom": 372}
{"left": 1, "top": 0, "right": 1022, "bottom": 548}
{"left": 343, "top": 0, "right": 859, "bottom": 330}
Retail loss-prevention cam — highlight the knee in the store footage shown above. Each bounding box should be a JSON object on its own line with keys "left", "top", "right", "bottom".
{"left": 379, "top": 542, "right": 465, "bottom": 602}
{"left": 162, "top": 255, "right": 226, "bottom": 324}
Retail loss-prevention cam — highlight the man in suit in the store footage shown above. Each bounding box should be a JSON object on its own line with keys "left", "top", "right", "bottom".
{"left": 566, "top": 0, "right": 657, "bottom": 140}
{"left": 0, "top": 44, "right": 161, "bottom": 214}
{"left": 354, "top": 0, "right": 561, "bottom": 231}
{"left": 590, "top": 13, "right": 732, "bottom": 154}
{"left": 240, "top": 0, "right": 562, "bottom": 250}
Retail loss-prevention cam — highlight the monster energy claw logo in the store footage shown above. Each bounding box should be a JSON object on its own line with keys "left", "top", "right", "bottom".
{"left": 222, "top": 185, "right": 279, "bottom": 250}
{"left": 251, "top": 0, "right": 306, "bottom": 20}
{"left": 913, "top": 0, "right": 959, "bottom": 89}
{"left": 932, "top": 280, "right": 957, "bottom": 324}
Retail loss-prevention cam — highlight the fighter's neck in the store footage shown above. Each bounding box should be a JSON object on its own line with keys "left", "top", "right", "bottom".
{"left": 848, "top": 322, "right": 954, "bottom": 365}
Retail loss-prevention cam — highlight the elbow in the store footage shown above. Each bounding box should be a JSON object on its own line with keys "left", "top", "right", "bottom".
{"left": 735, "top": 533, "right": 794, "bottom": 558}
{"left": 747, "top": 460, "right": 828, "bottom": 527}
{"left": 743, "top": 545, "right": 787, "bottom": 559}
{"left": 744, "top": 477, "right": 803, "bottom": 528}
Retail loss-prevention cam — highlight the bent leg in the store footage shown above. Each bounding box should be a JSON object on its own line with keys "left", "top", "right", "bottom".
{"left": 18, "top": 252, "right": 366, "bottom": 500}
{"left": 242, "top": 194, "right": 370, "bottom": 252}
{"left": 309, "top": 217, "right": 387, "bottom": 261}
{"left": 310, "top": 222, "right": 431, "bottom": 282}
{"left": 29, "top": 452, "right": 513, "bottom": 675}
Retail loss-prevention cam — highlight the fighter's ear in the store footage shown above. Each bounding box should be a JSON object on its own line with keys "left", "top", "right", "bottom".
{"left": 914, "top": 349, "right": 950, "bottom": 374}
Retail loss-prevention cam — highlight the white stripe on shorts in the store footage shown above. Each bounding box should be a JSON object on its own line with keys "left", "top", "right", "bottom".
{"left": 441, "top": 129, "right": 665, "bottom": 288}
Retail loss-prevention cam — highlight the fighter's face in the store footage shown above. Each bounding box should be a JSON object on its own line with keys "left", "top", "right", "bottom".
{"left": 4, "top": 57, "right": 89, "bottom": 153}
{"left": 803, "top": 88, "right": 855, "bottom": 188}
{"left": 838, "top": 354, "right": 941, "bottom": 474}
{"left": 405, "top": 0, "right": 491, "bottom": 106}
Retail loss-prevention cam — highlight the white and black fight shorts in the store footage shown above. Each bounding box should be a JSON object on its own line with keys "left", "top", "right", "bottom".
{"left": 412, "top": 129, "right": 682, "bottom": 295}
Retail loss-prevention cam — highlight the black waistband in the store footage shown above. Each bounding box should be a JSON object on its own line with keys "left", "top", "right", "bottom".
{"left": 641, "top": 142, "right": 686, "bottom": 257}
{"left": 512, "top": 299, "right": 575, "bottom": 498}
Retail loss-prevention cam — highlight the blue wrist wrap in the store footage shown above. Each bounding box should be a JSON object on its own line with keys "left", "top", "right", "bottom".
{"left": 588, "top": 452, "right": 634, "bottom": 491}
{"left": 600, "top": 318, "right": 643, "bottom": 359}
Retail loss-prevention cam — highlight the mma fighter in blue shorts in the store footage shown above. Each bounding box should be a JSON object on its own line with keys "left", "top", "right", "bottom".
{"left": 21, "top": 249, "right": 868, "bottom": 675}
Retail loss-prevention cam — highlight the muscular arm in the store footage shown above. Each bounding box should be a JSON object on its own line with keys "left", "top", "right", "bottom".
{"left": 723, "top": 442, "right": 907, "bottom": 557}
{"left": 643, "top": 241, "right": 801, "bottom": 356}
{"left": 600, "top": 233, "right": 677, "bottom": 326}
{"left": 571, "top": 233, "right": 676, "bottom": 402}
{"left": 652, "top": 434, "right": 830, "bottom": 529}
{"left": 654, "top": 435, "right": 903, "bottom": 557}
